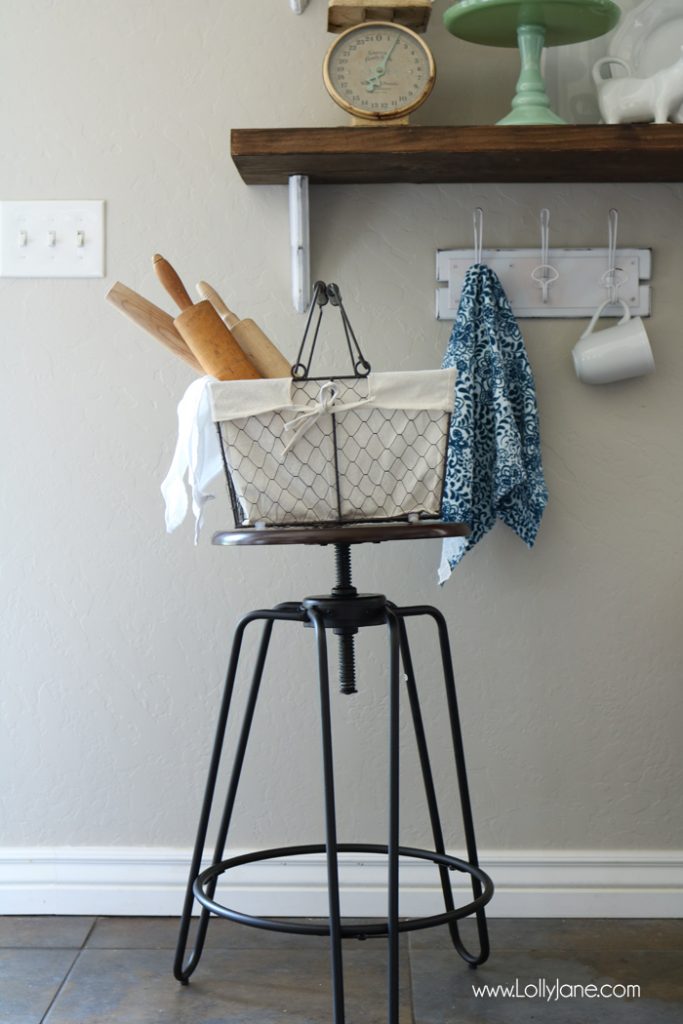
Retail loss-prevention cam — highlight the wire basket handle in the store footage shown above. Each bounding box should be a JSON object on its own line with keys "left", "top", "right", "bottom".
{"left": 291, "top": 281, "right": 371, "bottom": 380}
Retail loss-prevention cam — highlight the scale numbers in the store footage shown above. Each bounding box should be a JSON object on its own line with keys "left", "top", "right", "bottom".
{"left": 324, "top": 22, "right": 435, "bottom": 121}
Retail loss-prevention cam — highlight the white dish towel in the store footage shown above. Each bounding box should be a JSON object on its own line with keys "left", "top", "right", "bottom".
{"left": 161, "top": 376, "right": 222, "bottom": 543}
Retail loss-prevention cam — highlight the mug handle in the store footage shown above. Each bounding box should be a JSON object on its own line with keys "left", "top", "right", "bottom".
{"left": 580, "top": 298, "right": 631, "bottom": 340}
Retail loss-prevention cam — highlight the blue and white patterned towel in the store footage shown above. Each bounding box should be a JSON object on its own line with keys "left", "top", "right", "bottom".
{"left": 439, "top": 264, "right": 548, "bottom": 582}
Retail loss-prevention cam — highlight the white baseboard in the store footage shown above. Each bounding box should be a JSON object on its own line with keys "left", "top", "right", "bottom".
{"left": 1, "top": 847, "right": 682, "bottom": 917}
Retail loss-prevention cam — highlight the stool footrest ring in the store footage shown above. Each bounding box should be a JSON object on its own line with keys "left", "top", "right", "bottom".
{"left": 193, "top": 843, "right": 494, "bottom": 938}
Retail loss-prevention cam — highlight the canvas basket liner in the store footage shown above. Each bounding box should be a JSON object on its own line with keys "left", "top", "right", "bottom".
{"left": 209, "top": 368, "right": 456, "bottom": 527}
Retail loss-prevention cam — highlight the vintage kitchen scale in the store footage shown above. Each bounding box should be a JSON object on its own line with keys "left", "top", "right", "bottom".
{"left": 324, "top": 0, "right": 436, "bottom": 125}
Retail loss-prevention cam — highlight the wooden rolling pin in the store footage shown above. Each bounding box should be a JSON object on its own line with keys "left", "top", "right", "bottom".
{"left": 105, "top": 281, "right": 203, "bottom": 373}
{"left": 152, "top": 255, "right": 260, "bottom": 381}
{"left": 196, "top": 281, "right": 291, "bottom": 379}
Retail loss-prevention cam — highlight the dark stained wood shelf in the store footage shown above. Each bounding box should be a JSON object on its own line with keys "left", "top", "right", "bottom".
{"left": 231, "top": 124, "right": 683, "bottom": 185}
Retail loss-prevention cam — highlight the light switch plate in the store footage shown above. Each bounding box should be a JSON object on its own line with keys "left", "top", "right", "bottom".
{"left": 0, "top": 200, "right": 105, "bottom": 278}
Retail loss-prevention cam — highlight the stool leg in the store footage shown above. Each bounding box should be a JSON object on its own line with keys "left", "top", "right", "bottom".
{"left": 386, "top": 609, "right": 401, "bottom": 1024}
{"left": 174, "top": 613, "right": 275, "bottom": 983}
{"left": 428, "top": 605, "right": 490, "bottom": 966}
{"left": 394, "top": 615, "right": 463, "bottom": 943}
{"left": 397, "top": 605, "right": 490, "bottom": 967}
{"left": 308, "top": 607, "right": 345, "bottom": 1024}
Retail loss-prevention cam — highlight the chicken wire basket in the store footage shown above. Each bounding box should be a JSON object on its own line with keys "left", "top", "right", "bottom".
{"left": 209, "top": 282, "right": 455, "bottom": 529}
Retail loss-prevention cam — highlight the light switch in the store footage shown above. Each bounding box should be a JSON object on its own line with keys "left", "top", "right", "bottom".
{"left": 0, "top": 200, "right": 105, "bottom": 278}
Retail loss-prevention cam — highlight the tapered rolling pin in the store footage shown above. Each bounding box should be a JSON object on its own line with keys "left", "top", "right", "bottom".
{"left": 196, "top": 281, "right": 291, "bottom": 379}
{"left": 105, "top": 281, "right": 203, "bottom": 373}
{"left": 152, "top": 255, "right": 261, "bottom": 380}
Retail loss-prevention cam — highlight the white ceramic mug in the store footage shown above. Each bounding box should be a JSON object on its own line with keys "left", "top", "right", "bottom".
{"left": 572, "top": 299, "right": 655, "bottom": 385}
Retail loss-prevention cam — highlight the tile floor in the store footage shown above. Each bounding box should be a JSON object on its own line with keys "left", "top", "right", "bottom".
{"left": 1, "top": 915, "right": 682, "bottom": 1023}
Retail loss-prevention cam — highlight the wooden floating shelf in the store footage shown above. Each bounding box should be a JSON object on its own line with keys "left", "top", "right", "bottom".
{"left": 231, "top": 125, "right": 683, "bottom": 186}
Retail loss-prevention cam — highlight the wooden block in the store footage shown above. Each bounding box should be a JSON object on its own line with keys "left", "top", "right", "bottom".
{"left": 327, "top": 1, "right": 432, "bottom": 34}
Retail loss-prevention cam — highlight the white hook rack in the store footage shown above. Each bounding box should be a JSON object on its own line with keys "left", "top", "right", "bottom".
{"left": 436, "top": 247, "right": 651, "bottom": 320}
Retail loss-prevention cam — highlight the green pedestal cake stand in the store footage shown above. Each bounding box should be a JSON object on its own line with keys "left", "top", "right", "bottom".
{"left": 443, "top": 0, "right": 620, "bottom": 125}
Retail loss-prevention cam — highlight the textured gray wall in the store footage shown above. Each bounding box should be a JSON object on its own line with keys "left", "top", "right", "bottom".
{"left": 1, "top": 0, "right": 681, "bottom": 854}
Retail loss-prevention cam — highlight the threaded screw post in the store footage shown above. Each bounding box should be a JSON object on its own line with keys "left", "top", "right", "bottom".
{"left": 333, "top": 543, "right": 357, "bottom": 695}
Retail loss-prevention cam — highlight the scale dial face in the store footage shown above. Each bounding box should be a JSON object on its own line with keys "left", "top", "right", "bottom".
{"left": 323, "top": 22, "right": 436, "bottom": 121}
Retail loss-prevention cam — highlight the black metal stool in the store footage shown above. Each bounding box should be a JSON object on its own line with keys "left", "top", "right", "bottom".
{"left": 173, "top": 521, "right": 494, "bottom": 1024}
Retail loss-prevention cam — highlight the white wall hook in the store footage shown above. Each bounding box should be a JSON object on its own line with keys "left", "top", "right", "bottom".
{"left": 601, "top": 265, "right": 627, "bottom": 302}
{"left": 531, "top": 208, "right": 559, "bottom": 303}
{"left": 531, "top": 263, "right": 560, "bottom": 303}
{"left": 289, "top": 0, "right": 310, "bottom": 13}
{"left": 473, "top": 208, "right": 484, "bottom": 265}
{"left": 601, "top": 208, "right": 622, "bottom": 304}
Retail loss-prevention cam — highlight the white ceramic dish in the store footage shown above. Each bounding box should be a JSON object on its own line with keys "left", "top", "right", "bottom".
{"left": 608, "top": 0, "right": 683, "bottom": 121}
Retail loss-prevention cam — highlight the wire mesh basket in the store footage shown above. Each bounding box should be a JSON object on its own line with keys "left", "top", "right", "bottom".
{"left": 210, "top": 282, "right": 455, "bottom": 529}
